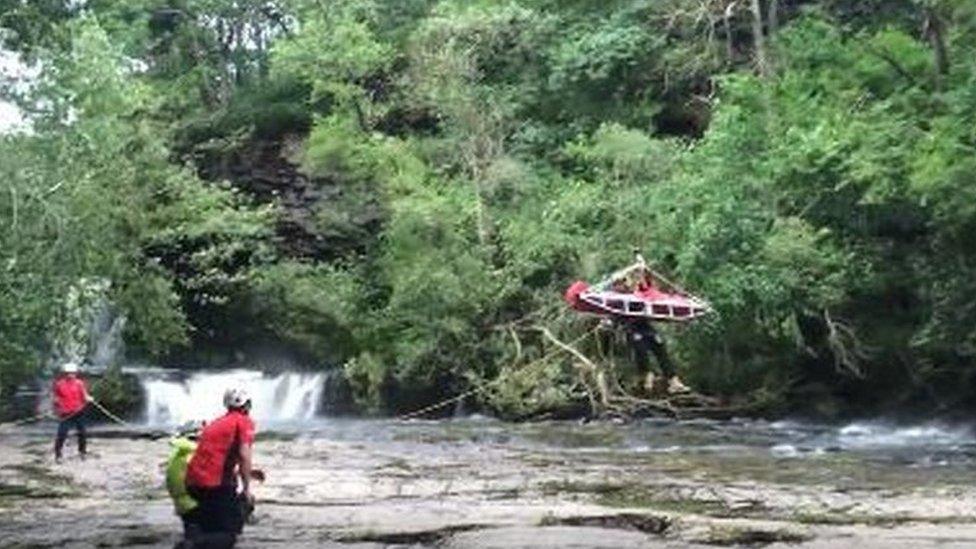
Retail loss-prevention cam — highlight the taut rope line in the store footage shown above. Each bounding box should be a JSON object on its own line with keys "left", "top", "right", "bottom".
{"left": 396, "top": 325, "right": 602, "bottom": 421}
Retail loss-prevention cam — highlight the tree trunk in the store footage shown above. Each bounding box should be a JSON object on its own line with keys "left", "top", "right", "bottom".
{"left": 723, "top": 1, "right": 737, "bottom": 65}
{"left": 233, "top": 19, "right": 246, "bottom": 85}
{"left": 750, "top": 0, "right": 771, "bottom": 78}
{"left": 768, "top": 0, "right": 779, "bottom": 38}
{"left": 924, "top": 6, "right": 950, "bottom": 90}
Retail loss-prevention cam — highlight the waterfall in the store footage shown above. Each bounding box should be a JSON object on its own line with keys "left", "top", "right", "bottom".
{"left": 142, "top": 369, "right": 325, "bottom": 426}
{"left": 89, "top": 304, "right": 126, "bottom": 369}
{"left": 50, "top": 277, "right": 125, "bottom": 371}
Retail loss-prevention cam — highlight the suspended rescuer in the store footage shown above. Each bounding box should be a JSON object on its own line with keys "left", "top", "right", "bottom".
{"left": 182, "top": 388, "right": 257, "bottom": 549}
{"left": 606, "top": 266, "right": 691, "bottom": 397}
{"left": 616, "top": 317, "right": 690, "bottom": 396}
{"left": 52, "top": 361, "right": 93, "bottom": 462}
{"left": 566, "top": 249, "right": 706, "bottom": 398}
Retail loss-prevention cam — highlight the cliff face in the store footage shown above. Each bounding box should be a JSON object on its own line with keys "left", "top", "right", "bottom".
{"left": 194, "top": 133, "right": 385, "bottom": 262}
{"left": 154, "top": 132, "right": 384, "bottom": 368}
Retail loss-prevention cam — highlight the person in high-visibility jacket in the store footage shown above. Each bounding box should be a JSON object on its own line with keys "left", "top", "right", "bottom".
{"left": 185, "top": 388, "right": 256, "bottom": 548}
{"left": 170, "top": 401, "right": 265, "bottom": 549}
{"left": 166, "top": 435, "right": 200, "bottom": 538}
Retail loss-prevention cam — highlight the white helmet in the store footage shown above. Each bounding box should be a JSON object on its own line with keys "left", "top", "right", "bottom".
{"left": 223, "top": 387, "right": 251, "bottom": 410}
{"left": 62, "top": 362, "right": 79, "bottom": 374}
{"left": 174, "top": 420, "right": 206, "bottom": 439}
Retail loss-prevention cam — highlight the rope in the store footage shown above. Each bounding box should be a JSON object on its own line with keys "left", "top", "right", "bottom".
{"left": 1, "top": 368, "right": 136, "bottom": 430}
{"left": 604, "top": 255, "right": 708, "bottom": 304}
{"left": 0, "top": 402, "right": 85, "bottom": 430}
{"left": 0, "top": 411, "right": 54, "bottom": 429}
{"left": 82, "top": 375, "right": 132, "bottom": 426}
{"left": 88, "top": 399, "right": 131, "bottom": 426}
{"left": 397, "top": 386, "right": 486, "bottom": 421}
{"left": 0, "top": 398, "right": 129, "bottom": 429}
{"left": 396, "top": 324, "right": 602, "bottom": 421}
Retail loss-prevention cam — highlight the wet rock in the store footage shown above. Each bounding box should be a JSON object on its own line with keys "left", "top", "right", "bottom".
{"left": 538, "top": 513, "right": 670, "bottom": 535}
{"left": 0, "top": 481, "right": 67, "bottom": 500}
{"left": 337, "top": 523, "right": 491, "bottom": 545}
{"left": 444, "top": 525, "right": 671, "bottom": 549}
{"left": 5, "top": 419, "right": 976, "bottom": 548}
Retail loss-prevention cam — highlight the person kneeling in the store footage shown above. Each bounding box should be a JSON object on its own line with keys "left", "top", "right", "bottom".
{"left": 181, "top": 388, "right": 257, "bottom": 549}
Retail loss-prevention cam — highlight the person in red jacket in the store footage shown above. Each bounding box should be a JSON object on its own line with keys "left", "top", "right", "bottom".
{"left": 52, "top": 362, "right": 92, "bottom": 462}
{"left": 183, "top": 387, "right": 256, "bottom": 549}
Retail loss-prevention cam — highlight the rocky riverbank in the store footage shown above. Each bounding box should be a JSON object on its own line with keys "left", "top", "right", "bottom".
{"left": 3, "top": 419, "right": 976, "bottom": 548}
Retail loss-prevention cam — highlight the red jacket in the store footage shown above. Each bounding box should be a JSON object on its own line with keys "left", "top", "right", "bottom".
{"left": 186, "top": 410, "right": 256, "bottom": 489}
{"left": 52, "top": 375, "right": 88, "bottom": 418}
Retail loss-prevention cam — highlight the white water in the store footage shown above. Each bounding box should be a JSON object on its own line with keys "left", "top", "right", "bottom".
{"left": 142, "top": 369, "right": 325, "bottom": 426}
{"left": 835, "top": 421, "right": 973, "bottom": 449}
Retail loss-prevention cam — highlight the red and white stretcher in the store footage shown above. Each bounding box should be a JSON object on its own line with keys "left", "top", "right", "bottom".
{"left": 564, "top": 258, "right": 711, "bottom": 322}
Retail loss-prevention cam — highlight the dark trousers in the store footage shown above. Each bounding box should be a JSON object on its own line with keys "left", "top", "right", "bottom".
{"left": 54, "top": 414, "right": 87, "bottom": 459}
{"left": 181, "top": 513, "right": 202, "bottom": 539}
{"left": 184, "top": 486, "right": 243, "bottom": 549}
{"left": 627, "top": 320, "right": 675, "bottom": 378}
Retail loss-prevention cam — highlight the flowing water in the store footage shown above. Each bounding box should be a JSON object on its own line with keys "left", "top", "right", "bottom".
{"left": 4, "top": 369, "right": 976, "bottom": 548}
{"left": 141, "top": 369, "right": 325, "bottom": 426}
{"left": 137, "top": 369, "right": 976, "bottom": 473}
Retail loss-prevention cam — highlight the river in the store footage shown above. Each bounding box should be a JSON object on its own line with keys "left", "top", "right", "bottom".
{"left": 3, "top": 370, "right": 976, "bottom": 548}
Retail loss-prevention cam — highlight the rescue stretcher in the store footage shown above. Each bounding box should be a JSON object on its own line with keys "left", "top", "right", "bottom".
{"left": 564, "top": 256, "right": 711, "bottom": 322}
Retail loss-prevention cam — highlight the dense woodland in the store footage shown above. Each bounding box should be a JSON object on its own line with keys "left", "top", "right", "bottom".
{"left": 2, "top": 0, "right": 976, "bottom": 418}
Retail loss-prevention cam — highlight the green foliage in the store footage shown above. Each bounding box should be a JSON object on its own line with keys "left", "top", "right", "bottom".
{"left": 4, "top": 0, "right": 976, "bottom": 418}
{"left": 273, "top": 3, "right": 391, "bottom": 87}
{"left": 303, "top": 115, "right": 386, "bottom": 181}
{"left": 249, "top": 262, "right": 362, "bottom": 362}
{"left": 178, "top": 77, "right": 314, "bottom": 145}
{"left": 483, "top": 357, "right": 578, "bottom": 419}
{"left": 564, "top": 123, "right": 680, "bottom": 185}
{"left": 89, "top": 365, "right": 143, "bottom": 419}
{"left": 546, "top": 18, "right": 661, "bottom": 127}
{"left": 0, "top": 17, "right": 274, "bottom": 386}
{"left": 116, "top": 271, "right": 188, "bottom": 358}
{"left": 271, "top": 1, "right": 392, "bottom": 125}
{"left": 365, "top": 174, "right": 503, "bottom": 401}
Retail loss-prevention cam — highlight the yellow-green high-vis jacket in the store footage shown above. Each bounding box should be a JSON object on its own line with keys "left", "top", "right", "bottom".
{"left": 165, "top": 437, "right": 198, "bottom": 516}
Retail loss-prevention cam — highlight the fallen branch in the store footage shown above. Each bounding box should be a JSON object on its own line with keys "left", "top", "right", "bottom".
{"left": 533, "top": 325, "right": 598, "bottom": 372}
{"left": 533, "top": 325, "right": 605, "bottom": 414}
{"left": 824, "top": 310, "right": 872, "bottom": 378}
{"left": 608, "top": 394, "right": 678, "bottom": 418}
{"left": 506, "top": 325, "right": 523, "bottom": 364}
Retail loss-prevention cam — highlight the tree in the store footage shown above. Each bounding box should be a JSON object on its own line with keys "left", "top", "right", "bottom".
{"left": 0, "top": 18, "right": 273, "bottom": 392}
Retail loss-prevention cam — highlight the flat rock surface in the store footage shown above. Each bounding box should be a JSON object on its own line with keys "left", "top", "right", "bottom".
{"left": 3, "top": 418, "right": 976, "bottom": 547}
